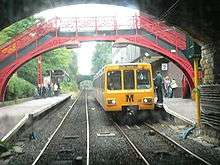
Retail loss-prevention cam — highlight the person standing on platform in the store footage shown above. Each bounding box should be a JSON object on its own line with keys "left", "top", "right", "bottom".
{"left": 169, "top": 78, "right": 178, "bottom": 98}
{"left": 154, "top": 71, "right": 163, "bottom": 104}
{"left": 54, "top": 83, "right": 58, "bottom": 96}
{"left": 48, "top": 83, "right": 52, "bottom": 97}
{"left": 164, "top": 76, "right": 171, "bottom": 97}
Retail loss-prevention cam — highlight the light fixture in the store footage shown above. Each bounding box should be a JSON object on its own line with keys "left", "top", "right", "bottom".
{"left": 65, "top": 39, "right": 80, "bottom": 49}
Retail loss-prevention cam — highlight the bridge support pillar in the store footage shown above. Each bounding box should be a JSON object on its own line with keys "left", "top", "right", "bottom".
{"left": 193, "top": 58, "right": 201, "bottom": 127}
{"left": 37, "top": 56, "right": 43, "bottom": 86}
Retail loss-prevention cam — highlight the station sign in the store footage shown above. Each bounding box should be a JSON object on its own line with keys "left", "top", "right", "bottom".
{"left": 161, "top": 63, "right": 168, "bottom": 71}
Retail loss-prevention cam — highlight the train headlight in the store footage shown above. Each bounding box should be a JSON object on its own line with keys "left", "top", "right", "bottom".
{"left": 143, "top": 98, "right": 148, "bottom": 103}
{"left": 107, "top": 99, "right": 116, "bottom": 105}
{"left": 143, "top": 98, "right": 152, "bottom": 104}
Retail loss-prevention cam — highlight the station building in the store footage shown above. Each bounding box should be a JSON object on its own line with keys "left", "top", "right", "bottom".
{"left": 112, "top": 45, "right": 187, "bottom": 98}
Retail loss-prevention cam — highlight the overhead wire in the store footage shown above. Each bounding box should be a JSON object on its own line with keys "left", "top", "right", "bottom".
{"left": 159, "top": 0, "right": 182, "bottom": 20}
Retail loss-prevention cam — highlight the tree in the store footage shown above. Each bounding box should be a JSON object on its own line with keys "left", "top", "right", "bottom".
{"left": 1, "top": 16, "right": 79, "bottom": 100}
{"left": 17, "top": 48, "right": 78, "bottom": 86}
{"left": 91, "top": 42, "right": 112, "bottom": 73}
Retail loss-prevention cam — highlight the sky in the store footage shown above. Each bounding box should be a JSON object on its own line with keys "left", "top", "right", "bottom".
{"left": 35, "top": 4, "right": 139, "bottom": 75}
{"left": 74, "top": 42, "right": 96, "bottom": 75}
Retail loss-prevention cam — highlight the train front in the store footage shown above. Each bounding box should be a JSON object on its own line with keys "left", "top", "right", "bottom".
{"left": 103, "top": 64, "right": 155, "bottom": 112}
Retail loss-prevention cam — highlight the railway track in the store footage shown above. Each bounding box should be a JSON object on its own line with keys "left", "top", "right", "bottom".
{"left": 113, "top": 121, "right": 150, "bottom": 165}
{"left": 5, "top": 90, "right": 216, "bottom": 164}
{"left": 32, "top": 91, "right": 90, "bottom": 165}
{"left": 113, "top": 111, "right": 211, "bottom": 165}
{"left": 113, "top": 115, "right": 212, "bottom": 165}
{"left": 144, "top": 122, "right": 212, "bottom": 165}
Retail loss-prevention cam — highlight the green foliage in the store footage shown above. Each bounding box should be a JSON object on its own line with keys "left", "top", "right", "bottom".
{"left": 17, "top": 59, "right": 38, "bottom": 85}
{"left": 6, "top": 74, "right": 36, "bottom": 100}
{"left": 1, "top": 16, "right": 79, "bottom": 100}
{"left": 0, "top": 16, "right": 37, "bottom": 45}
{"left": 17, "top": 48, "right": 78, "bottom": 87}
{"left": 60, "top": 81, "right": 78, "bottom": 93}
{"left": 91, "top": 42, "right": 112, "bottom": 73}
{"left": 0, "top": 141, "right": 12, "bottom": 154}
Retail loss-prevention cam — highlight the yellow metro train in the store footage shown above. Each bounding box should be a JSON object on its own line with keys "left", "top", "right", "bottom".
{"left": 93, "top": 63, "right": 155, "bottom": 113}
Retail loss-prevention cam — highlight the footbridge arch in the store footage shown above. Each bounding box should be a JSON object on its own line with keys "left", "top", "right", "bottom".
{"left": 0, "top": 14, "right": 193, "bottom": 101}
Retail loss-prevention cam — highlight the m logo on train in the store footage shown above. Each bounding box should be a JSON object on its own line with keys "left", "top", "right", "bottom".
{"left": 126, "top": 94, "right": 134, "bottom": 102}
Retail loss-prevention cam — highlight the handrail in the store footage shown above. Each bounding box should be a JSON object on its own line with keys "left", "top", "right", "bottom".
{"left": 0, "top": 15, "right": 186, "bottom": 61}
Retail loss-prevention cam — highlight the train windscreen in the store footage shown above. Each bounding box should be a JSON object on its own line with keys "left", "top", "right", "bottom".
{"left": 107, "top": 71, "right": 121, "bottom": 90}
{"left": 123, "top": 70, "right": 135, "bottom": 89}
{"left": 136, "top": 69, "right": 151, "bottom": 89}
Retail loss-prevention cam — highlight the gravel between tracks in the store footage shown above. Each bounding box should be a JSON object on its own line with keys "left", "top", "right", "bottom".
{"left": 6, "top": 97, "right": 74, "bottom": 165}
{"left": 4, "top": 90, "right": 219, "bottom": 165}
{"left": 117, "top": 123, "right": 206, "bottom": 165}
{"left": 88, "top": 90, "right": 145, "bottom": 165}
{"left": 147, "top": 119, "right": 220, "bottom": 165}
{"left": 36, "top": 92, "right": 87, "bottom": 165}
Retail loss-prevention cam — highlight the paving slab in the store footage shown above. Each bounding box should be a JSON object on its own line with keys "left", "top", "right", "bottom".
{"left": 0, "top": 94, "right": 70, "bottom": 139}
{"left": 163, "top": 98, "right": 196, "bottom": 123}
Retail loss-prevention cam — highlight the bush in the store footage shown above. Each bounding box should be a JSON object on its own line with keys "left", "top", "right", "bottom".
{"left": 60, "top": 81, "right": 78, "bottom": 93}
{"left": 5, "top": 75, "right": 36, "bottom": 100}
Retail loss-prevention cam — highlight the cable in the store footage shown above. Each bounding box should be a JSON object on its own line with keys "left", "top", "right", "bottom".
{"left": 159, "top": 0, "right": 182, "bottom": 20}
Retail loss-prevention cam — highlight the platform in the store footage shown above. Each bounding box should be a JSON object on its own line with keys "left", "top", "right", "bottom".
{"left": 163, "top": 98, "right": 196, "bottom": 124}
{"left": 0, "top": 94, "right": 71, "bottom": 139}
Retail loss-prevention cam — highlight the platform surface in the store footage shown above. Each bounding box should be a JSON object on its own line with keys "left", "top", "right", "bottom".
{"left": 163, "top": 98, "right": 196, "bottom": 123}
{"left": 0, "top": 94, "right": 70, "bottom": 139}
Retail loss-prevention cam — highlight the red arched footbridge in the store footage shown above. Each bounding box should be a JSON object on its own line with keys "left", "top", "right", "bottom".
{"left": 0, "top": 14, "right": 193, "bottom": 101}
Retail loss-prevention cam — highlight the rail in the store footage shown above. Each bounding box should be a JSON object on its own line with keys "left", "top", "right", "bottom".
{"left": 144, "top": 123, "right": 212, "bottom": 165}
{"left": 113, "top": 121, "right": 151, "bottom": 165}
{"left": 32, "top": 91, "right": 82, "bottom": 165}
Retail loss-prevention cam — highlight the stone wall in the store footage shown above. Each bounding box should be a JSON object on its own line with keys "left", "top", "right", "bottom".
{"left": 200, "top": 43, "right": 215, "bottom": 84}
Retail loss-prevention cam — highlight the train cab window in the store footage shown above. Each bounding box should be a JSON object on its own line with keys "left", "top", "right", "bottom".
{"left": 137, "top": 70, "right": 151, "bottom": 89}
{"left": 123, "top": 70, "right": 135, "bottom": 89}
{"left": 107, "top": 71, "right": 121, "bottom": 90}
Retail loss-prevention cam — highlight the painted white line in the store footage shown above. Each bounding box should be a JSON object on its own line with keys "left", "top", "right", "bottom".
{"left": 163, "top": 104, "right": 195, "bottom": 124}
{"left": 1, "top": 95, "right": 71, "bottom": 142}
{"left": 1, "top": 115, "right": 29, "bottom": 142}
{"left": 97, "top": 132, "right": 116, "bottom": 137}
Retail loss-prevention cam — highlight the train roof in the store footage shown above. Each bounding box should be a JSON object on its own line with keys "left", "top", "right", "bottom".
{"left": 93, "top": 63, "right": 151, "bottom": 80}
{"left": 104, "top": 63, "right": 151, "bottom": 67}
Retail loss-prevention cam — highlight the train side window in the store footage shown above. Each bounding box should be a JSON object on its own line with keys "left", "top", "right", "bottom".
{"left": 107, "top": 71, "right": 121, "bottom": 90}
{"left": 137, "top": 70, "right": 151, "bottom": 89}
{"left": 123, "top": 70, "right": 135, "bottom": 89}
{"left": 101, "top": 73, "right": 104, "bottom": 89}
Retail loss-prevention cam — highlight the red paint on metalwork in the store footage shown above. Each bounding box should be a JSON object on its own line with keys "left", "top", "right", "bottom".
{"left": 37, "top": 56, "right": 43, "bottom": 85}
{"left": 0, "top": 14, "right": 190, "bottom": 101}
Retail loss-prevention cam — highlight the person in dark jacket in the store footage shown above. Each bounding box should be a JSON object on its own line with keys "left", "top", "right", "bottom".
{"left": 154, "top": 71, "right": 163, "bottom": 104}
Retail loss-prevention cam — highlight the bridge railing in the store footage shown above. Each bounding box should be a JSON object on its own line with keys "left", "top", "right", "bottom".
{"left": 0, "top": 14, "right": 186, "bottom": 63}
{"left": 0, "top": 18, "right": 57, "bottom": 61}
